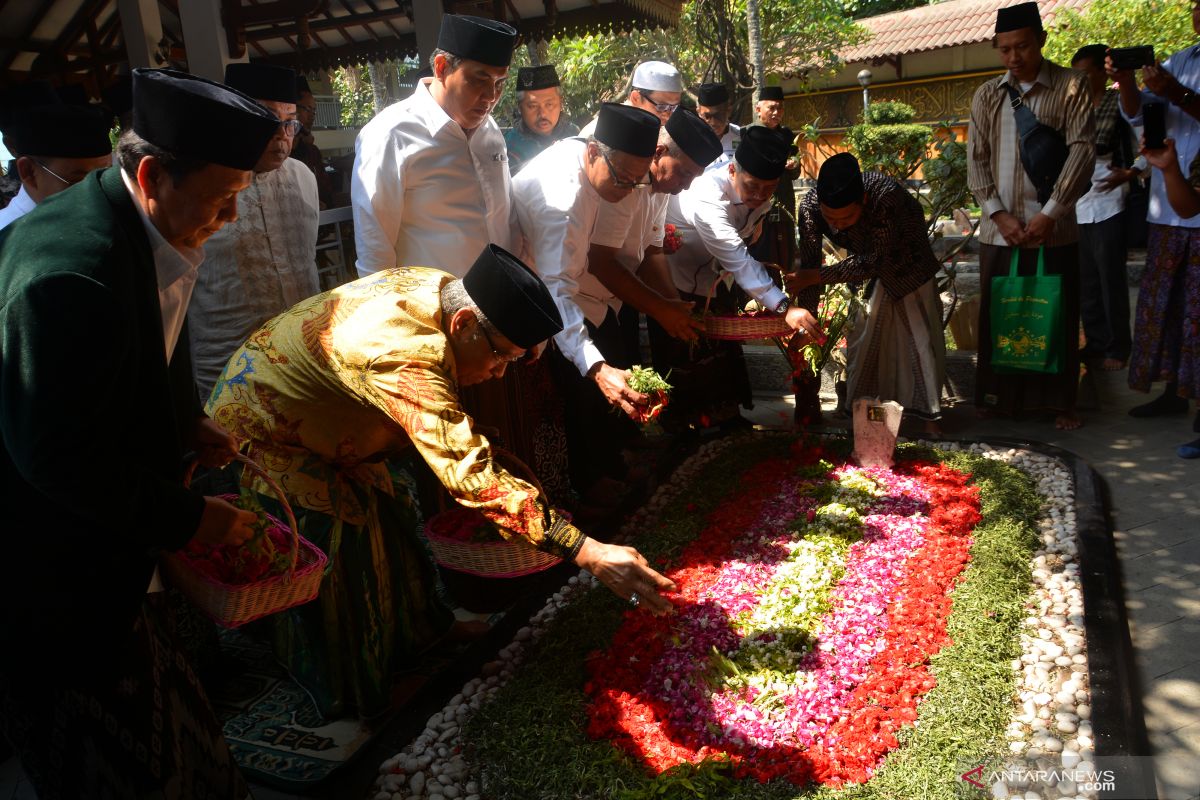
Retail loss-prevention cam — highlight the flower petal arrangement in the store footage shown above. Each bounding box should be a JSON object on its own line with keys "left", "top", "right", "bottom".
{"left": 375, "top": 434, "right": 1098, "bottom": 800}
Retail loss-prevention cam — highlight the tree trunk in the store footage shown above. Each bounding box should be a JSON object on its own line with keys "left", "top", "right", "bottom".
{"left": 367, "top": 61, "right": 390, "bottom": 114}
{"left": 746, "top": 0, "right": 765, "bottom": 94}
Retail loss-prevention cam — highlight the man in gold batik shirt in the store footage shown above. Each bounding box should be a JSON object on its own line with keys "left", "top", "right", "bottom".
{"left": 207, "top": 245, "right": 675, "bottom": 720}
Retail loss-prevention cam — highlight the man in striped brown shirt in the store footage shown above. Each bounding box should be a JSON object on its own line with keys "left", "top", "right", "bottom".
{"left": 967, "top": 1, "right": 1095, "bottom": 430}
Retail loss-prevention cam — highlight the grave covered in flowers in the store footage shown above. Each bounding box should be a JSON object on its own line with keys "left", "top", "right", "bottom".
{"left": 376, "top": 433, "right": 1113, "bottom": 800}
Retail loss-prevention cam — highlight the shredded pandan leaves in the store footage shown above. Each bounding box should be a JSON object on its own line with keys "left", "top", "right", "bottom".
{"left": 626, "top": 365, "right": 672, "bottom": 394}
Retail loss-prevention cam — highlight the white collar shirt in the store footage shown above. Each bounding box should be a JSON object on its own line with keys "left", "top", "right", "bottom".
{"left": 351, "top": 78, "right": 516, "bottom": 278}
{"left": 0, "top": 186, "right": 37, "bottom": 231}
{"left": 121, "top": 170, "right": 204, "bottom": 364}
{"left": 705, "top": 122, "right": 741, "bottom": 173}
{"left": 1075, "top": 156, "right": 1129, "bottom": 224}
{"left": 594, "top": 187, "right": 671, "bottom": 271}
{"left": 191, "top": 158, "right": 322, "bottom": 398}
{"left": 512, "top": 138, "right": 635, "bottom": 376}
{"left": 664, "top": 168, "right": 786, "bottom": 310}
{"left": 1121, "top": 43, "right": 1200, "bottom": 227}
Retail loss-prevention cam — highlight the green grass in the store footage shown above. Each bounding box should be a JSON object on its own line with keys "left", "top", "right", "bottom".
{"left": 461, "top": 438, "right": 1043, "bottom": 800}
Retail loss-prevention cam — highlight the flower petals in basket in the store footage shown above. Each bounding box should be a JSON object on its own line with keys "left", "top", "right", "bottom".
{"left": 162, "top": 454, "right": 328, "bottom": 628}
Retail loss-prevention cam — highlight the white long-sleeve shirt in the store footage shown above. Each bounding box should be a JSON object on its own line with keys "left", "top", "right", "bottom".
{"left": 351, "top": 78, "right": 516, "bottom": 277}
{"left": 1119, "top": 43, "right": 1200, "bottom": 228}
{"left": 705, "top": 122, "right": 740, "bottom": 173}
{"left": 0, "top": 186, "right": 36, "bottom": 231}
{"left": 191, "top": 158, "right": 321, "bottom": 398}
{"left": 665, "top": 168, "right": 786, "bottom": 310}
{"left": 512, "top": 138, "right": 633, "bottom": 375}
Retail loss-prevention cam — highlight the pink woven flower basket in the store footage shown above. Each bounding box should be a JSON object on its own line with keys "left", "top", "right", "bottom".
{"left": 162, "top": 454, "right": 328, "bottom": 628}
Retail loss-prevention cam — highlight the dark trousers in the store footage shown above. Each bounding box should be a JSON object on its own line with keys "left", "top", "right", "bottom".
{"left": 1079, "top": 214, "right": 1132, "bottom": 361}
{"left": 647, "top": 286, "right": 754, "bottom": 428}
{"left": 548, "top": 307, "right": 638, "bottom": 492}
{"left": 976, "top": 242, "right": 1081, "bottom": 415}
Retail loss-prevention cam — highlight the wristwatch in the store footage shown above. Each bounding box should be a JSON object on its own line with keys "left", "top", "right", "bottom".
{"left": 773, "top": 298, "right": 791, "bottom": 315}
{"left": 1179, "top": 89, "right": 1198, "bottom": 110}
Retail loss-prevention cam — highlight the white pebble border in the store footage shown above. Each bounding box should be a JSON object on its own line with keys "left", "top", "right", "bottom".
{"left": 370, "top": 435, "right": 1095, "bottom": 800}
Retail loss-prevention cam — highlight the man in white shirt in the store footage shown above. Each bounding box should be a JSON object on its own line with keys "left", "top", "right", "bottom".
{"left": 0, "top": 103, "right": 112, "bottom": 231}
{"left": 580, "top": 60, "right": 686, "bottom": 136}
{"left": 351, "top": 14, "right": 518, "bottom": 278}
{"left": 512, "top": 102, "right": 660, "bottom": 500}
{"left": 587, "top": 107, "right": 725, "bottom": 358}
{"left": 190, "top": 63, "right": 321, "bottom": 400}
{"left": 656, "top": 126, "right": 817, "bottom": 429}
{"left": 696, "top": 82, "right": 740, "bottom": 172}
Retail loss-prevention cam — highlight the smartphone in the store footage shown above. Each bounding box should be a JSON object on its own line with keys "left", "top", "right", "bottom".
{"left": 1144, "top": 102, "right": 1167, "bottom": 150}
{"left": 1109, "top": 46, "right": 1155, "bottom": 70}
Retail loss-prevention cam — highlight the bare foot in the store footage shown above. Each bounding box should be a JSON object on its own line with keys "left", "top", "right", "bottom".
{"left": 1102, "top": 358, "right": 1127, "bottom": 371}
{"left": 1055, "top": 413, "right": 1083, "bottom": 430}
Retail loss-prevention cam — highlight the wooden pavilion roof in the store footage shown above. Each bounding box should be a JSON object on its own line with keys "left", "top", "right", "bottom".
{"left": 0, "top": 0, "right": 684, "bottom": 93}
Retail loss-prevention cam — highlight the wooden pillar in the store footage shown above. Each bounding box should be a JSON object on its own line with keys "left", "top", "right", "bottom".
{"left": 117, "top": 0, "right": 164, "bottom": 69}
{"left": 178, "top": 0, "right": 245, "bottom": 81}
{"left": 413, "top": 0, "right": 442, "bottom": 69}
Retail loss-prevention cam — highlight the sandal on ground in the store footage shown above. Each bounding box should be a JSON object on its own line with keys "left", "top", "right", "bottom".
{"left": 1178, "top": 438, "right": 1200, "bottom": 459}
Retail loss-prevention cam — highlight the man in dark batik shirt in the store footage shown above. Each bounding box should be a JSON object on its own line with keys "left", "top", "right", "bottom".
{"left": 504, "top": 64, "right": 579, "bottom": 174}
{"left": 788, "top": 154, "right": 946, "bottom": 431}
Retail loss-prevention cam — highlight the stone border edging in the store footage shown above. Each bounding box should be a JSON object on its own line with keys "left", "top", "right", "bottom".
{"left": 936, "top": 434, "right": 1158, "bottom": 800}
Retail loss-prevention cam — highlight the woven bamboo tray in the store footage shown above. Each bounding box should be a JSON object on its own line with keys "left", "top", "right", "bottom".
{"left": 701, "top": 271, "right": 794, "bottom": 341}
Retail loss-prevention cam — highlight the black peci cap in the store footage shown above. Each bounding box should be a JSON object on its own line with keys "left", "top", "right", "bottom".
{"left": 665, "top": 106, "right": 723, "bottom": 166}
{"left": 295, "top": 75, "right": 312, "bottom": 95}
{"left": 437, "top": 14, "right": 517, "bottom": 68}
{"left": 55, "top": 83, "right": 89, "bottom": 106}
{"left": 0, "top": 80, "right": 60, "bottom": 134}
{"left": 517, "top": 64, "right": 560, "bottom": 91}
{"left": 224, "top": 63, "right": 298, "bottom": 104}
{"left": 593, "top": 103, "right": 661, "bottom": 158}
{"left": 816, "top": 152, "right": 865, "bottom": 209}
{"left": 995, "top": 2, "right": 1043, "bottom": 33}
{"left": 757, "top": 85, "right": 784, "bottom": 102}
{"left": 695, "top": 82, "right": 729, "bottom": 107}
{"left": 5, "top": 104, "right": 112, "bottom": 159}
{"left": 463, "top": 244, "right": 563, "bottom": 349}
{"left": 734, "top": 126, "right": 791, "bottom": 180}
{"left": 132, "top": 68, "right": 281, "bottom": 171}
{"left": 102, "top": 75, "right": 133, "bottom": 117}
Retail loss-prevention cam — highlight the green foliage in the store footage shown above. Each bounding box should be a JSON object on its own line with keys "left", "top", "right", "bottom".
{"left": 330, "top": 65, "right": 377, "bottom": 128}
{"left": 844, "top": 101, "right": 932, "bottom": 181}
{"left": 1043, "top": 0, "right": 1195, "bottom": 67}
{"left": 922, "top": 124, "right": 972, "bottom": 225}
{"left": 863, "top": 100, "right": 916, "bottom": 125}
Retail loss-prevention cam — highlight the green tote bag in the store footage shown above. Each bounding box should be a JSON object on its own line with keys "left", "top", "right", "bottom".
{"left": 989, "top": 246, "right": 1062, "bottom": 374}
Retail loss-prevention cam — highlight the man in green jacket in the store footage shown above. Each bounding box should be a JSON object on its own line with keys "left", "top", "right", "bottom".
{"left": 0, "top": 68, "right": 280, "bottom": 799}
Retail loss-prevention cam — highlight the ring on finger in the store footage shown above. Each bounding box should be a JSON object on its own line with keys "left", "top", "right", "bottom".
{"left": 629, "top": 592, "right": 641, "bottom": 608}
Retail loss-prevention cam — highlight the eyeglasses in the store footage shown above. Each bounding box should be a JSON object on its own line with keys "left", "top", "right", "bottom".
{"left": 33, "top": 159, "right": 78, "bottom": 187}
{"left": 479, "top": 325, "right": 525, "bottom": 364}
{"left": 636, "top": 89, "right": 680, "bottom": 115}
{"left": 278, "top": 119, "right": 303, "bottom": 137}
{"left": 600, "top": 151, "right": 651, "bottom": 188}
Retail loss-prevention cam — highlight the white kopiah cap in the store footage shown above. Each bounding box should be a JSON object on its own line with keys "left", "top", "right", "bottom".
{"left": 631, "top": 61, "right": 683, "bottom": 93}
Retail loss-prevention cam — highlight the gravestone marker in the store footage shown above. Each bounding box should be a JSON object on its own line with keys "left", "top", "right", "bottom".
{"left": 852, "top": 398, "right": 903, "bottom": 468}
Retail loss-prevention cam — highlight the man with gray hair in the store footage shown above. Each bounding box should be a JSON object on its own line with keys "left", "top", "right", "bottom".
{"left": 0, "top": 67, "right": 280, "bottom": 798}
{"left": 513, "top": 102, "right": 661, "bottom": 504}
{"left": 656, "top": 126, "right": 821, "bottom": 429}
{"left": 351, "top": 13, "right": 518, "bottom": 278}
{"left": 504, "top": 64, "right": 579, "bottom": 174}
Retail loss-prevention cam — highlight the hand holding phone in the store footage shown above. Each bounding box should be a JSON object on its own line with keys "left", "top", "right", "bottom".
{"left": 1144, "top": 102, "right": 1168, "bottom": 150}
{"left": 1109, "top": 46, "right": 1155, "bottom": 71}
